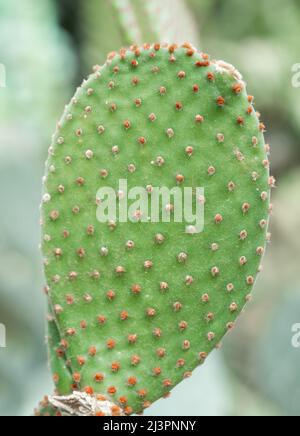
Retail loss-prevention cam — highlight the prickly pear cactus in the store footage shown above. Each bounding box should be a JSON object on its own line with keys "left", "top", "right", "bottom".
{"left": 80, "top": 0, "right": 199, "bottom": 69}
{"left": 41, "top": 44, "right": 271, "bottom": 415}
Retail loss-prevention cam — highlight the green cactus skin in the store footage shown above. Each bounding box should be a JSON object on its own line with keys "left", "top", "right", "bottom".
{"left": 41, "top": 43, "right": 271, "bottom": 415}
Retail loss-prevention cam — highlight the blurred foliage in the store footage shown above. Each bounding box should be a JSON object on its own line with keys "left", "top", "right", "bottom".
{"left": 79, "top": 0, "right": 125, "bottom": 71}
{"left": 79, "top": 0, "right": 199, "bottom": 73}
{"left": 0, "top": 0, "right": 300, "bottom": 416}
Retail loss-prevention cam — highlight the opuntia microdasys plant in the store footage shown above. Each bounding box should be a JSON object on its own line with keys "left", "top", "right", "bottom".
{"left": 38, "top": 43, "right": 272, "bottom": 416}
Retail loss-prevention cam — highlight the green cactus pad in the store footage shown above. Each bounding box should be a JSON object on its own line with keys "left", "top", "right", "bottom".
{"left": 41, "top": 44, "right": 271, "bottom": 415}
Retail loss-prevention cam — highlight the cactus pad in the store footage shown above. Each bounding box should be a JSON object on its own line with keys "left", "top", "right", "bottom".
{"left": 41, "top": 44, "right": 271, "bottom": 415}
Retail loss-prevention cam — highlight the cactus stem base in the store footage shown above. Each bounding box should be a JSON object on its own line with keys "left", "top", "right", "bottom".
{"left": 48, "top": 392, "right": 124, "bottom": 416}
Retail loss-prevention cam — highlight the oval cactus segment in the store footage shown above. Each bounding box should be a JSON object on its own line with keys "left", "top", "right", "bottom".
{"left": 41, "top": 44, "right": 270, "bottom": 415}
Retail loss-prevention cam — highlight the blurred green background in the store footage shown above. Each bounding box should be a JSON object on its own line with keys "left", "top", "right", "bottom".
{"left": 0, "top": 0, "right": 300, "bottom": 416}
